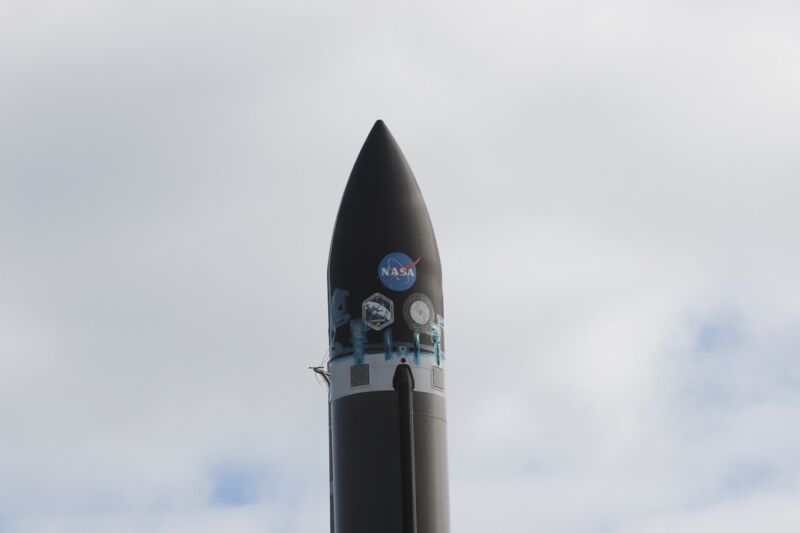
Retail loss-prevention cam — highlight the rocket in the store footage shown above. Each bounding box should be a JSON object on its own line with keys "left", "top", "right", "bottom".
{"left": 325, "top": 120, "right": 450, "bottom": 532}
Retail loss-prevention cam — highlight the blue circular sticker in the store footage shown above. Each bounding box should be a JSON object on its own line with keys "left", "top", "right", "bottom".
{"left": 378, "top": 252, "right": 420, "bottom": 292}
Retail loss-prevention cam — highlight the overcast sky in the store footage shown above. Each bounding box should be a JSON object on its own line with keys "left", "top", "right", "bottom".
{"left": 1, "top": 1, "right": 799, "bottom": 532}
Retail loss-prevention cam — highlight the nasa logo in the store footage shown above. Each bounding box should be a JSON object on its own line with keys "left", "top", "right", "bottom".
{"left": 378, "top": 252, "right": 420, "bottom": 292}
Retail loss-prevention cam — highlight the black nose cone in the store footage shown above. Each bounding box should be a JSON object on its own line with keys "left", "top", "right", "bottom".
{"left": 328, "top": 121, "right": 443, "bottom": 359}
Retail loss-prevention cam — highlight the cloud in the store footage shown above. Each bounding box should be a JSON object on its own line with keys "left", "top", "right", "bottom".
{"left": 1, "top": 0, "right": 799, "bottom": 531}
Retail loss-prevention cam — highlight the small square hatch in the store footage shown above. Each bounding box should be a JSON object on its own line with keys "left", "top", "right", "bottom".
{"left": 432, "top": 366, "right": 445, "bottom": 391}
{"left": 350, "top": 364, "right": 370, "bottom": 387}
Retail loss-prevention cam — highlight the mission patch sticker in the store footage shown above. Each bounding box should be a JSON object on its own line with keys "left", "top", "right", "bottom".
{"left": 362, "top": 292, "right": 394, "bottom": 331}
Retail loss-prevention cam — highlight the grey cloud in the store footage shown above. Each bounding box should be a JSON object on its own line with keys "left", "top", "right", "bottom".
{"left": 1, "top": 1, "right": 799, "bottom": 532}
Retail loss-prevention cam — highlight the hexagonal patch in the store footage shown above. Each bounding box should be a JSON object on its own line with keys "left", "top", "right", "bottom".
{"left": 362, "top": 292, "right": 394, "bottom": 331}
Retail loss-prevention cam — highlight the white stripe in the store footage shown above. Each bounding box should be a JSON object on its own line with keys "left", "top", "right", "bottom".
{"left": 328, "top": 352, "right": 446, "bottom": 401}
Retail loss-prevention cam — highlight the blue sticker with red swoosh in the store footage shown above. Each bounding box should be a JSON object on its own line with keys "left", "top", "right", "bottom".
{"left": 378, "top": 252, "right": 420, "bottom": 292}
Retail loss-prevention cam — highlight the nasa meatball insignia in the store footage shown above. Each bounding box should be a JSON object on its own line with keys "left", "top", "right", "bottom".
{"left": 378, "top": 252, "right": 420, "bottom": 292}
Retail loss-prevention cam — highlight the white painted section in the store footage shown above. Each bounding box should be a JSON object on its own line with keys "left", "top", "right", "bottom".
{"left": 328, "top": 352, "right": 446, "bottom": 401}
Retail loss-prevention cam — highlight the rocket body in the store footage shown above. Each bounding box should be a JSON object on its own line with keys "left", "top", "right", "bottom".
{"left": 327, "top": 121, "right": 450, "bottom": 533}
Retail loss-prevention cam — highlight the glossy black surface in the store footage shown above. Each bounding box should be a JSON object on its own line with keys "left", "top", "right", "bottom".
{"left": 328, "top": 121, "right": 443, "bottom": 358}
{"left": 331, "top": 392, "right": 450, "bottom": 533}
